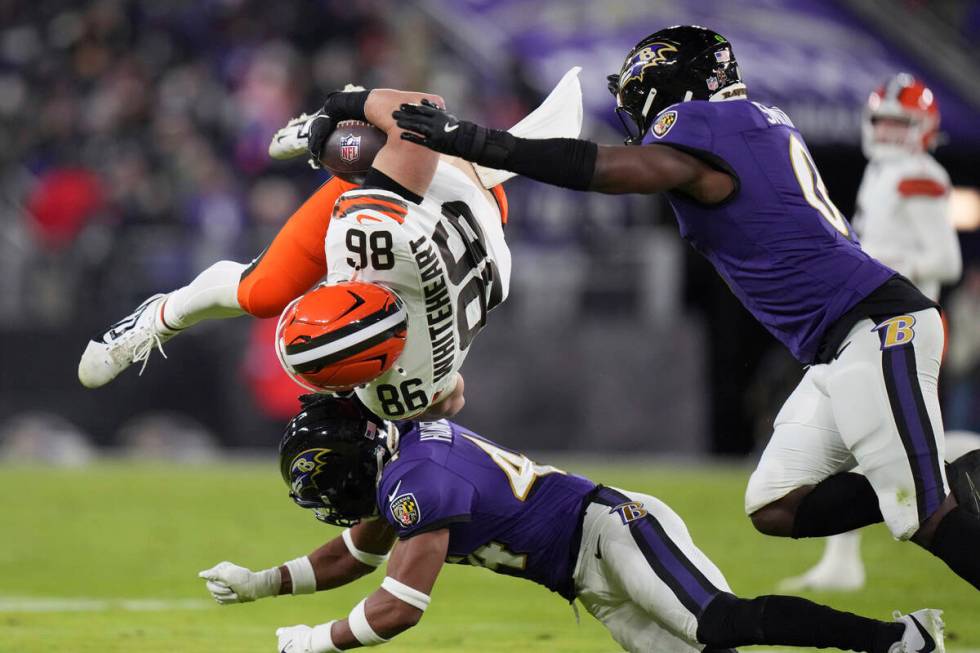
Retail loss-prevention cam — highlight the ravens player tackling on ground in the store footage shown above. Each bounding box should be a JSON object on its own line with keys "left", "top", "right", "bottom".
{"left": 198, "top": 395, "right": 943, "bottom": 653}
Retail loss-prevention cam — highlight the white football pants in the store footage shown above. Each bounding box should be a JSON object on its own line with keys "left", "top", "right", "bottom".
{"left": 746, "top": 309, "right": 949, "bottom": 540}
{"left": 573, "top": 486, "right": 732, "bottom": 652}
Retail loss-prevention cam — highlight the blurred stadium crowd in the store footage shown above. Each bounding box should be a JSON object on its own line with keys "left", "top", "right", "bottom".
{"left": 1, "top": 0, "right": 978, "bottom": 459}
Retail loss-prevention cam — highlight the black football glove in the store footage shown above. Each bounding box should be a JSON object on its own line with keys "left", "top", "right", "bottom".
{"left": 305, "top": 111, "right": 335, "bottom": 169}
{"left": 307, "top": 88, "right": 372, "bottom": 169}
{"left": 394, "top": 100, "right": 514, "bottom": 167}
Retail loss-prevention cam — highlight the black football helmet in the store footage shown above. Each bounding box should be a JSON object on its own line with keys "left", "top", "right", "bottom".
{"left": 279, "top": 394, "right": 390, "bottom": 527}
{"left": 608, "top": 25, "right": 744, "bottom": 144}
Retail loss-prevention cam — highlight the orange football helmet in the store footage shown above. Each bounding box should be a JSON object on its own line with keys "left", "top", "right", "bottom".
{"left": 863, "top": 73, "right": 940, "bottom": 159}
{"left": 275, "top": 281, "right": 408, "bottom": 392}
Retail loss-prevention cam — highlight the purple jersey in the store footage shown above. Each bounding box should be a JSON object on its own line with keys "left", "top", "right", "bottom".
{"left": 376, "top": 420, "right": 596, "bottom": 599}
{"left": 644, "top": 100, "right": 895, "bottom": 363}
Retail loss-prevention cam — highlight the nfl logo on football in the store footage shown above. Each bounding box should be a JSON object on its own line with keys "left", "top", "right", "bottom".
{"left": 340, "top": 133, "right": 361, "bottom": 163}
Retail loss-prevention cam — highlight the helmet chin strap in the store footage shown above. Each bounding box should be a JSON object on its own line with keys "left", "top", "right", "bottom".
{"left": 641, "top": 87, "right": 659, "bottom": 121}
{"left": 709, "top": 83, "right": 748, "bottom": 102}
{"left": 375, "top": 421, "right": 400, "bottom": 488}
{"left": 384, "top": 421, "right": 400, "bottom": 455}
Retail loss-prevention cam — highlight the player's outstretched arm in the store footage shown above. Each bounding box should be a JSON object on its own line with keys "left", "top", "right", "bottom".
{"left": 197, "top": 520, "right": 395, "bottom": 605}
{"left": 392, "top": 103, "right": 735, "bottom": 202}
{"left": 275, "top": 529, "right": 448, "bottom": 652}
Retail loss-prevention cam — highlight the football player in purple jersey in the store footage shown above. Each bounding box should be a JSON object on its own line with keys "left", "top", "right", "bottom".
{"left": 391, "top": 25, "right": 980, "bottom": 591}
{"left": 198, "top": 395, "right": 942, "bottom": 653}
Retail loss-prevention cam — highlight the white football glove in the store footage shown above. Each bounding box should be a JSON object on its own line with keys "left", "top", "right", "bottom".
{"left": 198, "top": 561, "right": 280, "bottom": 604}
{"left": 276, "top": 623, "right": 337, "bottom": 653}
{"left": 269, "top": 84, "right": 367, "bottom": 161}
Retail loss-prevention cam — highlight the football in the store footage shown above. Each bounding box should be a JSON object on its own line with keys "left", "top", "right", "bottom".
{"left": 275, "top": 281, "right": 407, "bottom": 392}
{"left": 319, "top": 120, "right": 387, "bottom": 183}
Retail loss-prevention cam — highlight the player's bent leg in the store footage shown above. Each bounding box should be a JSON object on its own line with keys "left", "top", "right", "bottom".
{"left": 746, "top": 367, "right": 857, "bottom": 536}
{"left": 575, "top": 486, "right": 732, "bottom": 648}
{"left": 79, "top": 178, "right": 354, "bottom": 388}
{"left": 574, "top": 486, "right": 938, "bottom": 653}
{"left": 825, "top": 315, "right": 947, "bottom": 541}
{"left": 828, "top": 310, "right": 980, "bottom": 589}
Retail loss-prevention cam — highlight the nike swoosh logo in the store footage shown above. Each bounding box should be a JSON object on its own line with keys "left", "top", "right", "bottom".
{"left": 275, "top": 132, "right": 289, "bottom": 143}
{"left": 444, "top": 123, "right": 459, "bottom": 133}
{"left": 911, "top": 615, "right": 936, "bottom": 653}
{"left": 834, "top": 341, "right": 852, "bottom": 360}
{"left": 594, "top": 535, "right": 602, "bottom": 560}
{"left": 387, "top": 480, "right": 402, "bottom": 503}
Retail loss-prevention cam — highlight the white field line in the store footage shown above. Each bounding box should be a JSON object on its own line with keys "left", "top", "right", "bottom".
{"left": 0, "top": 596, "right": 212, "bottom": 613}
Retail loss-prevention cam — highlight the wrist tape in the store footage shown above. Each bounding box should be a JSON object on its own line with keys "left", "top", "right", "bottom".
{"left": 381, "top": 576, "right": 430, "bottom": 611}
{"left": 283, "top": 556, "right": 317, "bottom": 595}
{"left": 255, "top": 567, "right": 282, "bottom": 598}
{"left": 342, "top": 528, "right": 390, "bottom": 567}
{"left": 349, "top": 598, "right": 389, "bottom": 646}
{"left": 324, "top": 90, "right": 370, "bottom": 122}
{"left": 310, "top": 621, "right": 340, "bottom": 653}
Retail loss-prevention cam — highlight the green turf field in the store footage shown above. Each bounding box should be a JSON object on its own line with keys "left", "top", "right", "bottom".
{"left": 2, "top": 459, "right": 977, "bottom": 652}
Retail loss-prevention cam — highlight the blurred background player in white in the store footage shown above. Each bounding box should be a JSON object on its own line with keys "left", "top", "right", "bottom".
{"left": 779, "top": 73, "right": 966, "bottom": 593}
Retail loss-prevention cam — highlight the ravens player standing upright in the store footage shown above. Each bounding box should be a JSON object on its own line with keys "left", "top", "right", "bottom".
{"left": 392, "top": 25, "right": 980, "bottom": 590}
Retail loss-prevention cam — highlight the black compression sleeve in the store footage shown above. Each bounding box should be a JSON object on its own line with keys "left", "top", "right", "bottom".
{"left": 470, "top": 130, "right": 598, "bottom": 191}
{"left": 791, "top": 473, "right": 883, "bottom": 538}
{"left": 697, "top": 593, "right": 902, "bottom": 653}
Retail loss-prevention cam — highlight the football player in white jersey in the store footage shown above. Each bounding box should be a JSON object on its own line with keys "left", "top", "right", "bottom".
{"left": 779, "top": 74, "right": 966, "bottom": 593}
{"left": 279, "top": 143, "right": 513, "bottom": 419}
{"left": 78, "top": 72, "right": 583, "bottom": 421}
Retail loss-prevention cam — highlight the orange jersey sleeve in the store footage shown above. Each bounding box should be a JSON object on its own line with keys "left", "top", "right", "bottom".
{"left": 238, "top": 176, "right": 357, "bottom": 318}
{"left": 490, "top": 183, "right": 509, "bottom": 225}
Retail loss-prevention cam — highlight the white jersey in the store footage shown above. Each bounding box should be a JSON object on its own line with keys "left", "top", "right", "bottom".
{"left": 853, "top": 152, "right": 961, "bottom": 300}
{"left": 325, "top": 161, "right": 511, "bottom": 419}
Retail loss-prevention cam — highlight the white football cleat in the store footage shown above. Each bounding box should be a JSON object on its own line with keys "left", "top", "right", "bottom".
{"left": 268, "top": 111, "right": 322, "bottom": 161}
{"left": 776, "top": 559, "right": 866, "bottom": 592}
{"left": 889, "top": 609, "right": 944, "bottom": 653}
{"left": 269, "top": 84, "right": 367, "bottom": 161}
{"left": 777, "top": 532, "right": 866, "bottom": 592}
{"left": 78, "top": 294, "right": 177, "bottom": 388}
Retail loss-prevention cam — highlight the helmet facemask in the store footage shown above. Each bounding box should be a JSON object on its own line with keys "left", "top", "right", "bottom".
{"left": 279, "top": 394, "right": 392, "bottom": 527}
{"left": 608, "top": 26, "right": 744, "bottom": 144}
